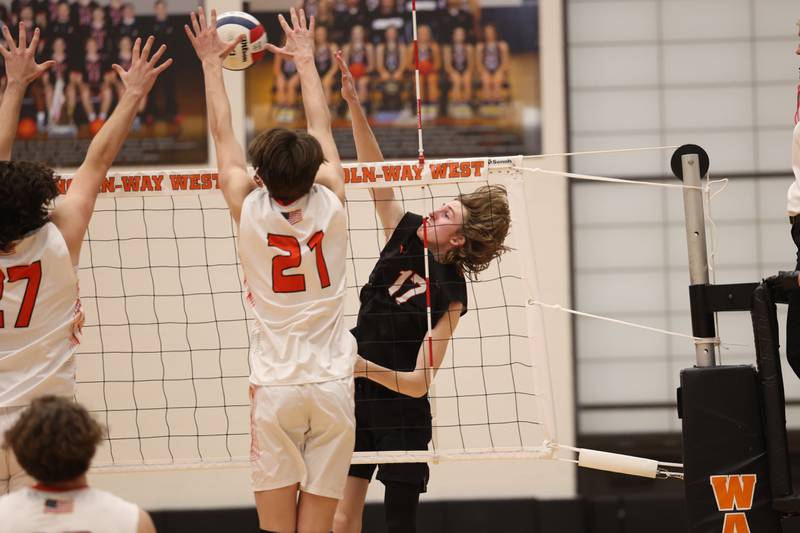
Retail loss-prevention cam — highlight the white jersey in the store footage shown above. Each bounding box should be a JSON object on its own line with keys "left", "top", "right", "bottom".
{"left": 787, "top": 121, "right": 800, "bottom": 214}
{"left": 0, "top": 485, "right": 139, "bottom": 533}
{"left": 238, "top": 185, "right": 356, "bottom": 386}
{"left": 0, "top": 223, "right": 79, "bottom": 408}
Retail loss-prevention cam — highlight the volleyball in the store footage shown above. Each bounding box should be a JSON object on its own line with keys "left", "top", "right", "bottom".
{"left": 216, "top": 11, "right": 267, "bottom": 71}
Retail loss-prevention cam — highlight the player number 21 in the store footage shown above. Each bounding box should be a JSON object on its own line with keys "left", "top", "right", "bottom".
{"left": 268, "top": 231, "right": 331, "bottom": 293}
{"left": 0, "top": 261, "right": 42, "bottom": 328}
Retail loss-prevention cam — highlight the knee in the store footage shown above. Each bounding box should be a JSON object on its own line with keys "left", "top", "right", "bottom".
{"left": 333, "top": 510, "right": 359, "bottom": 533}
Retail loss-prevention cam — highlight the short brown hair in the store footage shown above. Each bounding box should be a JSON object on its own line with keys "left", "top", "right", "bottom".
{"left": 3, "top": 396, "right": 104, "bottom": 484}
{"left": 444, "top": 184, "right": 511, "bottom": 278}
{"left": 247, "top": 128, "right": 325, "bottom": 202}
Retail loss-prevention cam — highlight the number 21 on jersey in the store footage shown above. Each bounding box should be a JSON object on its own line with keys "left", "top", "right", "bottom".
{"left": 268, "top": 231, "right": 330, "bottom": 293}
{"left": 0, "top": 261, "right": 42, "bottom": 328}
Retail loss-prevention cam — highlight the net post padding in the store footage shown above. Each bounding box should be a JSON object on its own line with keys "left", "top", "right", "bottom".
{"left": 57, "top": 155, "right": 557, "bottom": 471}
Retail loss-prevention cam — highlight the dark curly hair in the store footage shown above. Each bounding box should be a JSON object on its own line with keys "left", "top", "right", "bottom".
{"left": 0, "top": 161, "right": 60, "bottom": 253}
{"left": 3, "top": 396, "right": 105, "bottom": 484}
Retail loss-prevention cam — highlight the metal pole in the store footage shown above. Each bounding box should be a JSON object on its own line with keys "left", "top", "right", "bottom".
{"left": 681, "top": 153, "right": 716, "bottom": 367}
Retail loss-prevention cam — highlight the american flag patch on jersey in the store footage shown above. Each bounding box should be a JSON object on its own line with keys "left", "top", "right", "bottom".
{"left": 282, "top": 209, "right": 303, "bottom": 225}
{"left": 44, "top": 498, "right": 74, "bottom": 514}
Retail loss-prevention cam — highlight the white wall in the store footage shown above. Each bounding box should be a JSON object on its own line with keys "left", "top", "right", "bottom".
{"left": 87, "top": 0, "right": 573, "bottom": 510}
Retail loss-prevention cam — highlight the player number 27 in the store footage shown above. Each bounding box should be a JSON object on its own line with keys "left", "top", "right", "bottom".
{"left": 268, "top": 231, "right": 330, "bottom": 293}
{"left": 0, "top": 261, "right": 42, "bottom": 328}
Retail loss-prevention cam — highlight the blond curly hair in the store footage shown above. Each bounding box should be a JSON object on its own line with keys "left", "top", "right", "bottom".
{"left": 443, "top": 184, "right": 511, "bottom": 279}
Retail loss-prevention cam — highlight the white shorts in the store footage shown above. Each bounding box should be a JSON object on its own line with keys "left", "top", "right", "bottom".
{"left": 0, "top": 406, "right": 32, "bottom": 495}
{"left": 249, "top": 377, "right": 355, "bottom": 499}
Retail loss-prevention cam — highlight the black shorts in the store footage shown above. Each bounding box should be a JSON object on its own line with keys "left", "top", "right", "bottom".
{"left": 348, "top": 379, "right": 432, "bottom": 492}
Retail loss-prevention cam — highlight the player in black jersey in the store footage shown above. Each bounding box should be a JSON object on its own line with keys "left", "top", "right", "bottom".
{"left": 375, "top": 25, "right": 405, "bottom": 112}
{"left": 443, "top": 26, "right": 473, "bottom": 112}
{"left": 313, "top": 24, "right": 336, "bottom": 107}
{"left": 332, "top": 52, "right": 511, "bottom": 533}
{"left": 476, "top": 23, "right": 509, "bottom": 105}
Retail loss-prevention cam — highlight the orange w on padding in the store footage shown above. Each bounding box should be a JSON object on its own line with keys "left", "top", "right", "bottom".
{"left": 710, "top": 474, "right": 757, "bottom": 512}
{"left": 721, "top": 512, "right": 751, "bottom": 533}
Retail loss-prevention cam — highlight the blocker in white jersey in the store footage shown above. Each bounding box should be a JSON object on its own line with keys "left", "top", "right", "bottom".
{"left": 0, "top": 485, "right": 140, "bottom": 533}
{"left": 0, "top": 222, "right": 80, "bottom": 409}
{"left": 190, "top": 6, "right": 353, "bottom": 528}
{"left": 239, "top": 184, "right": 356, "bottom": 386}
{"left": 0, "top": 223, "right": 80, "bottom": 495}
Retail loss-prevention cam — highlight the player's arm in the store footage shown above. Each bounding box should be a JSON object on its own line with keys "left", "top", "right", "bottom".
{"left": 0, "top": 24, "right": 54, "bottom": 160}
{"left": 266, "top": 8, "right": 344, "bottom": 204}
{"left": 51, "top": 36, "right": 172, "bottom": 265}
{"left": 335, "top": 51, "right": 403, "bottom": 240}
{"left": 354, "top": 301, "right": 462, "bottom": 397}
{"left": 137, "top": 508, "right": 156, "bottom": 533}
{"left": 185, "top": 8, "right": 253, "bottom": 224}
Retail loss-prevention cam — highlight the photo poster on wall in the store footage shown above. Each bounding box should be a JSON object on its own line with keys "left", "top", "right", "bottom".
{"left": 0, "top": 0, "right": 207, "bottom": 167}
{"left": 244, "top": 0, "right": 540, "bottom": 160}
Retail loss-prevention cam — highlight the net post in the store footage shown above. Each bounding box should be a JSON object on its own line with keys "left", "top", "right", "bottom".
{"left": 672, "top": 145, "right": 715, "bottom": 367}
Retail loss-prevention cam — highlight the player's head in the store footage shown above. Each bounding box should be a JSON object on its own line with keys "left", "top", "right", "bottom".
{"left": 248, "top": 128, "right": 326, "bottom": 203}
{"left": 3, "top": 396, "right": 104, "bottom": 485}
{"left": 119, "top": 35, "right": 132, "bottom": 54}
{"left": 484, "top": 23, "right": 497, "bottom": 42}
{"left": 20, "top": 5, "right": 33, "bottom": 22}
{"left": 453, "top": 26, "right": 466, "bottom": 44}
{"left": 385, "top": 25, "right": 399, "bottom": 43}
{"left": 379, "top": 0, "right": 395, "bottom": 12}
{"left": 56, "top": 1, "right": 70, "bottom": 22}
{"left": 446, "top": 0, "right": 461, "bottom": 10}
{"left": 0, "top": 161, "right": 59, "bottom": 254}
{"left": 52, "top": 36, "right": 66, "bottom": 54}
{"left": 418, "top": 24, "right": 432, "bottom": 43}
{"left": 123, "top": 3, "right": 135, "bottom": 19}
{"left": 154, "top": 0, "right": 167, "bottom": 20}
{"left": 92, "top": 5, "right": 105, "bottom": 24}
{"left": 85, "top": 36, "right": 98, "bottom": 54}
{"left": 417, "top": 184, "right": 511, "bottom": 277}
{"left": 350, "top": 24, "right": 365, "bottom": 44}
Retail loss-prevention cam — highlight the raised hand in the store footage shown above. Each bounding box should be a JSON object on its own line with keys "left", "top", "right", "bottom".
{"left": 335, "top": 50, "right": 358, "bottom": 104}
{"left": 264, "top": 7, "right": 314, "bottom": 62}
{"left": 111, "top": 36, "right": 173, "bottom": 97}
{"left": 184, "top": 7, "right": 243, "bottom": 65}
{"left": 0, "top": 23, "right": 55, "bottom": 86}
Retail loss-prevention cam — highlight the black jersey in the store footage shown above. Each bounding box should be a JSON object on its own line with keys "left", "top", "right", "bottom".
{"left": 353, "top": 212, "right": 467, "bottom": 420}
{"left": 383, "top": 42, "right": 402, "bottom": 73}
{"left": 315, "top": 45, "right": 332, "bottom": 75}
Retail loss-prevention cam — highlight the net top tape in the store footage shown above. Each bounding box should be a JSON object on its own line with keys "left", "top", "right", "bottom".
{"left": 55, "top": 156, "right": 524, "bottom": 198}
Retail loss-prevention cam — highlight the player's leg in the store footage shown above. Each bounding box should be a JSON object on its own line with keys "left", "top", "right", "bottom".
{"left": 374, "top": 423, "right": 431, "bottom": 533}
{"left": 287, "top": 74, "right": 301, "bottom": 107}
{"left": 297, "top": 491, "right": 339, "bottom": 533}
{"left": 333, "top": 476, "right": 371, "bottom": 533}
{"left": 254, "top": 484, "right": 300, "bottom": 533}
{"left": 250, "top": 385, "right": 307, "bottom": 532}
{"left": 384, "top": 480, "right": 422, "bottom": 533}
{"left": 299, "top": 378, "right": 356, "bottom": 533}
